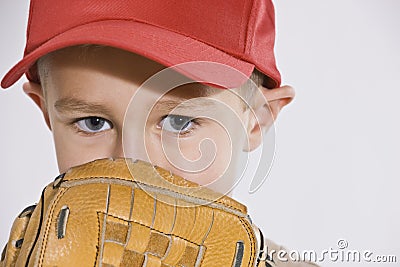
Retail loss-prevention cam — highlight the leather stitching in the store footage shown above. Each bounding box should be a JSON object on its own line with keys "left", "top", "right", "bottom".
{"left": 24, "top": 188, "right": 46, "bottom": 267}
{"left": 239, "top": 217, "right": 256, "bottom": 267}
{"left": 94, "top": 211, "right": 102, "bottom": 266}
{"left": 37, "top": 188, "right": 67, "bottom": 266}
{"left": 62, "top": 176, "right": 245, "bottom": 214}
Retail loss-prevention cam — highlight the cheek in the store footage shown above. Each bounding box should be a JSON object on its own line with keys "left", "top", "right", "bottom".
{"left": 144, "top": 122, "right": 244, "bottom": 192}
{"left": 52, "top": 124, "right": 118, "bottom": 173}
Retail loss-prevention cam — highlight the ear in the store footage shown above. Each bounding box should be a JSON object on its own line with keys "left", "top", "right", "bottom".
{"left": 244, "top": 85, "right": 295, "bottom": 151}
{"left": 23, "top": 82, "right": 52, "bottom": 130}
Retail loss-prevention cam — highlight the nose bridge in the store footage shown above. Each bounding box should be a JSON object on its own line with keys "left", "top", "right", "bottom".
{"left": 118, "top": 122, "right": 149, "bottom": 162}
{"left": 121, "top": 87, "right": 159, "bottom": 162}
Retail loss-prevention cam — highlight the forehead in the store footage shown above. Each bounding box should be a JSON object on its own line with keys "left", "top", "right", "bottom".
{"left": 41, "top": 46, "right": 242, "bottom": 104}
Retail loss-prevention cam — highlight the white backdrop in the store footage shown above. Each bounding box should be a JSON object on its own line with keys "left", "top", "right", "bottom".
{"left": 1, "top": 1, "right": 399, "bottom": 266}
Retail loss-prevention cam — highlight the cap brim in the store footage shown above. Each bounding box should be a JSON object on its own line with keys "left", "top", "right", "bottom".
{"left": 1, "top": 20, "right": 255, "bottom": 89}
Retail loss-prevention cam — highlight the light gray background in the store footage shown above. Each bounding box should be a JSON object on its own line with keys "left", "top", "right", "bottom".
{"left": 0, "top": 1, "right": 399, "bottom": 266}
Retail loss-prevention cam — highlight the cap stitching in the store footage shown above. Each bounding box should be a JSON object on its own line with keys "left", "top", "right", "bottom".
{"left": 24, "top": 0, "right": 36, "bottom": 56}
{"left": 238, "top": 0, "right": 249, "bottom": 55}
{"left": 244, "top": 0, "right": 257, "bottom": 58}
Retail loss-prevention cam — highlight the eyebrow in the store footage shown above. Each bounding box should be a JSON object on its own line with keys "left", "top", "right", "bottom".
{"left": 153, "top": 98, "right": 219, "bottom": 113}
{"left": 54, "top": 97, "right": 112, "bottom": 115}
{"left": 54, "top": 96, "right": 219, "bottom": 117}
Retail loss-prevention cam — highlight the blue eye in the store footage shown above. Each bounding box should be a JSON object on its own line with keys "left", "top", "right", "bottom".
{"left": 160, "top": 115, "right": 194, "bottom": 134}
{"left": 75, "top": 117, "right": 112, "bottom": 133}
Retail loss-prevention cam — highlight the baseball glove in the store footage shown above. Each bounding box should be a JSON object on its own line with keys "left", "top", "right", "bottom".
{"left": 1, "top": 158, "right": 275, "bottom": 267}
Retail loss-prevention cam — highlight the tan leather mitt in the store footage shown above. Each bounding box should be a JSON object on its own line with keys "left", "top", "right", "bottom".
{"left": 1, "top": 158, "right": 274, "bottom": 267}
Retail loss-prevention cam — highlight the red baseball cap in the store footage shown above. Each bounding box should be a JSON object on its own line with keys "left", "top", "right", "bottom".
{"left": 1, "top": 0, "right": 281, "bottom": 89}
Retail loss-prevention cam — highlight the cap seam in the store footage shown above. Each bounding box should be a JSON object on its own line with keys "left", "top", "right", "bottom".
{"left": 238, "top": 0, "right": 249, "bottom": 55}
{"left": 244, "top": 0, "right": 257, "bottom": 58}
{"left": 24, "top": 0, "right": 36, "bottom": 56}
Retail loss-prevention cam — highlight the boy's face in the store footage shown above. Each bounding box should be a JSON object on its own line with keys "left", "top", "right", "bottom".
{"left": 25, "top": 46, "right": 293, "bottom": 194}
{"left": 32, "top": 47, "right": 256, "bottom": 193}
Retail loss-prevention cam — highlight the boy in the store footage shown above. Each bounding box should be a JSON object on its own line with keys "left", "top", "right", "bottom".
{"left": 1, "top": 0, "right": 317, "bottom": 266}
